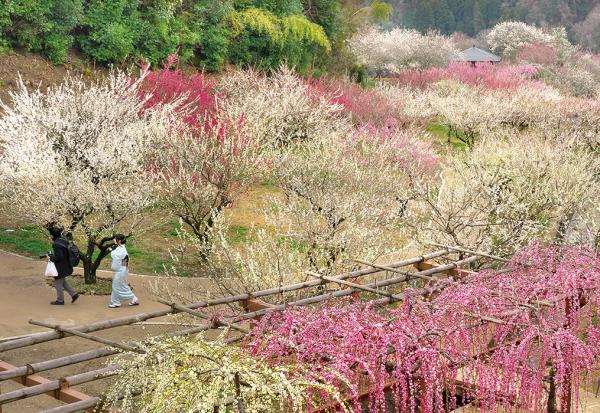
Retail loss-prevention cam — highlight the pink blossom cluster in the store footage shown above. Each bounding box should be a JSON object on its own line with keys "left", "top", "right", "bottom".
{"left": 515, "top": 43, "right": 560, "bottom": 65}
{"left": 307, "top": 78, "right": 407, "bottom": 128}
{"left": 393, "top": 62, "right": 539, "bottom": 90}
{"left": 356, "top": 125, "right": 440, "bottom": 174}
{"left": 306, "top": 78, "right": 439, "bottom": 174}
{"left": 244, "top": 243, "right": 600, "bottom": 413}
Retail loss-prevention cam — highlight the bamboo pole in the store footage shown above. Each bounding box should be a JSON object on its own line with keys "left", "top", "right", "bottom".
{"left": 0, "top": 251, "right": 451, "bottom": 353}
{"left": 355, "top": 259, "right": 454, "bottom": 283}
{"left": 38, "top": 398, "right": 101, "bottom": 413}
{"left": 306, "top": 271, "right": 403, "bottom": 301}
{"left": 0, "top": 359, "right": 94, "bottom": 410}
{"left": 0, "top": 319, "right": 225, "bottom": 384}
{"left": 306, "top": 271, "right": 506, "bottom": 325}
{"left": 29, "top": 320, "right": 144, "bottom": 354}
{"left": 0, "top": 366, "right": 117, "bottom": 405}
{"left": 0, "top": 348, "right": 116, "bottom": 382}
{"left": 157, "top": 299, "right": 249, "bottom": 334}
{"left": 226, "top": 256, "right": 482, "bottom": 323}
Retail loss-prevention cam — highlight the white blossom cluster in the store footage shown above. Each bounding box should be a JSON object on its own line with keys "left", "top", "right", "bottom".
{"left": 218, "top": 66, "right": 348, "bottom": 147}
{"left": 406, "top": 135, "right": 600, "bottom": 259}
{"left": 106, "top": 335, "right": 346, "bottom": 413}
{"left": 398, "top": 80, "right": 562, "bottom": 146}
{"left": 487, "top": 21, "right": 573, "bottom": 59}
{"left": 348, "top": 26, "right": 461, "bottom": 73}
{"left": 189, "top": 129, "right": 423, "bottom": 298}
{"left": 542, "top": 64, "right": 600, "bottom": 97}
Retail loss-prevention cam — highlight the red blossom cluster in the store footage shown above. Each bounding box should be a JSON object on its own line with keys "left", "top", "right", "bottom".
{"left": 139, "top": 55, "right": 218, "bottom": 129}
{"left": 245, "top": 243, "right": 600, "bottom": 413}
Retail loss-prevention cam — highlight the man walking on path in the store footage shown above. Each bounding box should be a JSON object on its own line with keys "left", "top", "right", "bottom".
{"left": 47, "top": 227, "right": 79, "bottom": 305}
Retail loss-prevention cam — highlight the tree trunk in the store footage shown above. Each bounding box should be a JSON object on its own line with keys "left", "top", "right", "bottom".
{"left": 547, "top": 369, "right": 557, "bottom": 413}
{"left": 81, "top": 235, "right": 115, "bottom": 284}
{"left": 83, "top": 238, "right": 97, "bottom": 284}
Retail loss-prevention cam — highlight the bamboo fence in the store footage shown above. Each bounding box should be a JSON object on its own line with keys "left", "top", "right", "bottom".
{"left": 0, "top": 245, "right": 579, "bottom": 413}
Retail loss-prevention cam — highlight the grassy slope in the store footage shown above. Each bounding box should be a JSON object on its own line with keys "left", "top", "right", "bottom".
{"left": 0, "top": 183, "right": 280, "bottom": 275}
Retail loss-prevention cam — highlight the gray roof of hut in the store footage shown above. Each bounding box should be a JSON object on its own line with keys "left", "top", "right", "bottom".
{"left": 459, "top": 46, "right": 501, "bottom": 62}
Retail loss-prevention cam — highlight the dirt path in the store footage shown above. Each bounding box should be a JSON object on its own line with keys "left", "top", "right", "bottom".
{"left": 0, "top": 250, "right": 217, "bottom": 412}
{"left": 0, "top": 250, "right": 170, "bottom": 338}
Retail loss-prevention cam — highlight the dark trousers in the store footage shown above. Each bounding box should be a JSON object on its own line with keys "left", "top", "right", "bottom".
{"left": 54, "top": 278, "right": 77, "bottom": 302}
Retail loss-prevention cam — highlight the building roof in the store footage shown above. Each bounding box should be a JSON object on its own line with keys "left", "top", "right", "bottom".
{"left": 459, "top": 46, "right": 501, "bottom": 62}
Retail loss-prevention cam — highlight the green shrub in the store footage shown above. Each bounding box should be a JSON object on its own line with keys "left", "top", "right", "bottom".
{"left": 0, "top": 0, "right": 81, "bottom": 63}
{"left": 0, "top": 0, "right": 334, "bottom": 72}
{"left": 227, "top": 8, "right": 330, "bottom": 74}
{"left": 177, "top": 0, "right": 234, "bottom": 71}
{"left": 234, "top": 0, "right": 303, "bottom": 16}
{"left": 45, "top": 32, "right": 73, "bottom": 63}
{"left": 79, "top": 0, "right": 141, "bottom": 63}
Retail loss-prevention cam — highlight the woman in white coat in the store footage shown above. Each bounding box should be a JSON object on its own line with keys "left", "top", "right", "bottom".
{"left": 108, "top": 234, "right": 139, "bottom": 308}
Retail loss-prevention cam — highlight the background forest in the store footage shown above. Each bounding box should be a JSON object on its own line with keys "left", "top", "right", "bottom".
{"left": 2, "top": 0, "right": 600, "bottom": 73}
{"left": 394, "top": 0, "right": 600, "bottom": 52}
{"left": 0, "top": 0, "right": 392, "bottom": 73}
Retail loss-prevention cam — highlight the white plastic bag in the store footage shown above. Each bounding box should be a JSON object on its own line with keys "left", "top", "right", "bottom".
{"left": 45, "top": 261, "right": 58, "bottom": 278}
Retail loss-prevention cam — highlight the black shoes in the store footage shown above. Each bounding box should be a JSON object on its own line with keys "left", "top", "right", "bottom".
{"left": 50, "top": 295, "right": 79, "bottom": 305}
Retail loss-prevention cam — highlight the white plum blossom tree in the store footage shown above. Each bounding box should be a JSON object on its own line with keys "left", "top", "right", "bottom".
{"left": 176, "top": 129, "right": 436, "bottom": 299}
{"left": 487, "top": 21, "right": 573, "bottom": 60}
{"left": 152, "top": 113, "right": 269, "bottom": 256}
{"left": 400, "top": 80, "right": 562, "bottom": 147}
{"left": 0, "top": 71, "right": 176, "bottom": 283}
{"left": 405, "top": 136, "right": 600, "bottom": 260}
{"left": 218, "top": 66, "right": 347, "bottom": 147}
{"left": 348, "top": 27, "right": 460, "bottom": 74}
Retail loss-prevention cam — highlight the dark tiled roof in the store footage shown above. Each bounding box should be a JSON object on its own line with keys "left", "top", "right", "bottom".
{"left": 459, "top": 47, "right": 501, "bottom": 62}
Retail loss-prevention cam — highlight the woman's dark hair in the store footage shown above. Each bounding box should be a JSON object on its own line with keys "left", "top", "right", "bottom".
{"left": 114, "top": 234, "right": 127, "bottom": 244}
{"left": 48, "top": 226, "right": 63, "bottom": 240}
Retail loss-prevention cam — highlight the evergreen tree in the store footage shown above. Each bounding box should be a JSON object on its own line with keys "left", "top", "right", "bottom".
{"left": 540, "top": 0, "right": 561, "bottom": 23}
{"left": 448, "top": 0, "right": 467, "bottom": 33}
{"left": 479, "top": 0, "right": 501, "bottom": 26}
{"left": 434, "top": 0, "right": 456, "bottom": 34}
{"left": 472, "top": 0, "right": 484, "bottom": 34}
{"left": 301, "top": 0, "right": 342, "bottom": 41}
{"left": 414, "top": 0, "right": 434, "bottom": 32}
{"left": 461, "top": 0, "right": 475, "bottom": 35}
{"left": 234, "top": 0, "right": 303, "bottom": 16}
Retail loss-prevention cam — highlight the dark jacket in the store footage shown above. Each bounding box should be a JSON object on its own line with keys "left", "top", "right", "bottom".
{"left": 50, "top": 237, "right": 73, "bottom": 278}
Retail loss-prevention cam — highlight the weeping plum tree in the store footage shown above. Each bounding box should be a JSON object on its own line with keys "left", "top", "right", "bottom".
{"left": 0, "top": 71, "right": 176, "bottom": 283}
{"left": 247, "top": 243, "right": 600, "bottom": 413}
{"left": 107, "top": 243, "right": 600, "bottom": 412}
